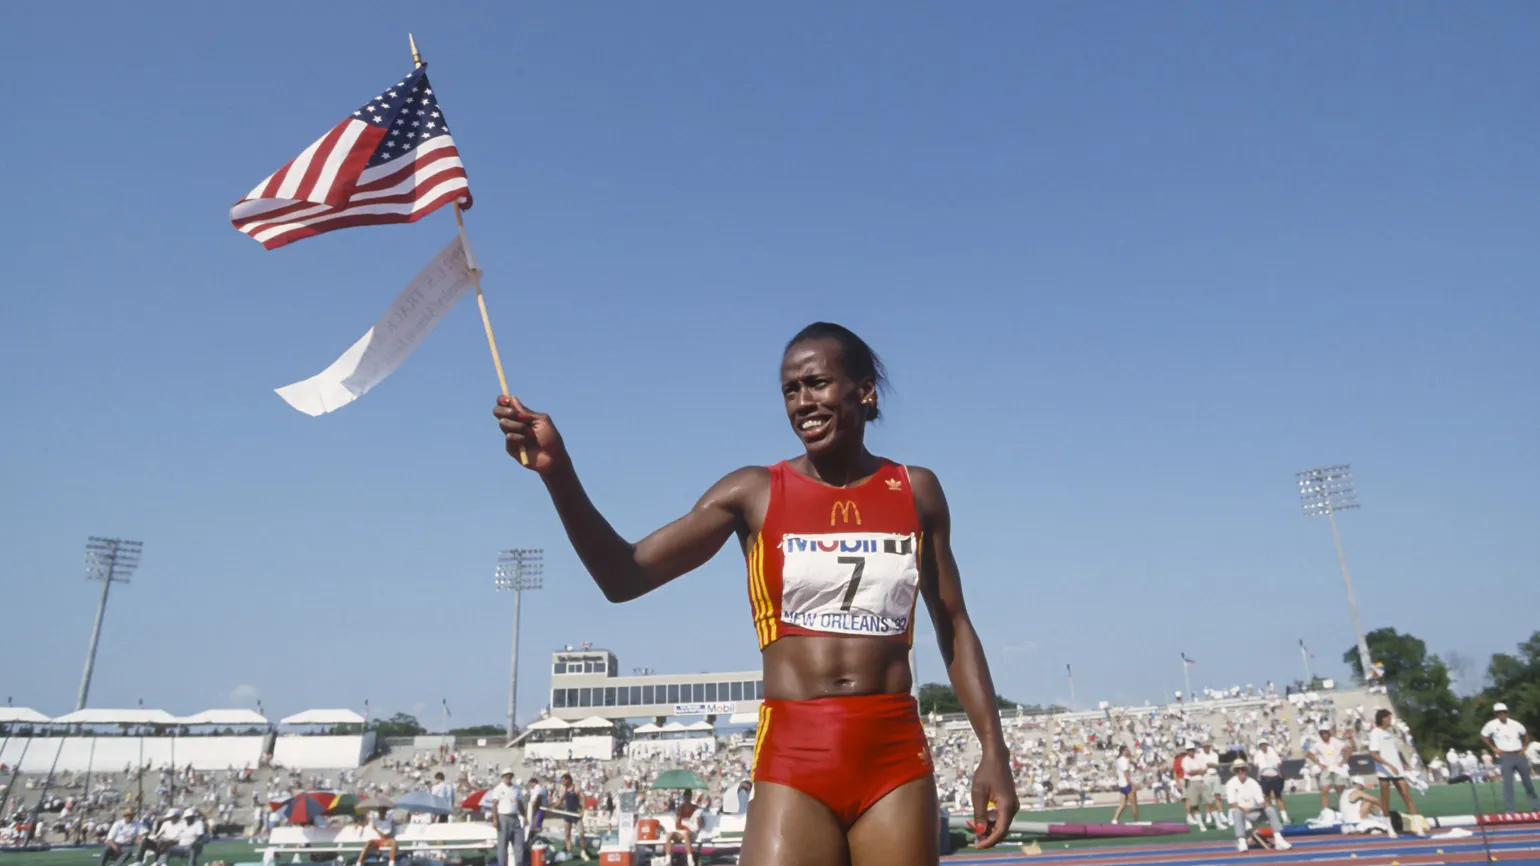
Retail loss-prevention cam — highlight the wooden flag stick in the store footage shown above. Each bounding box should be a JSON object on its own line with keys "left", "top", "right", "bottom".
{"left": 412, "top": 34, "right": 528, "bottom": 466}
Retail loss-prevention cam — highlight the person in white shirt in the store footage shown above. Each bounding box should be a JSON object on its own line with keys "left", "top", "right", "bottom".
{"left": 157, "top": 808, "right": 205, "bottom": 866}
{"left": 1446, "top": 747, "right": 1461, "bottom": 782}
{"left": 356, "top": 806, "right": 397, "bottom": 866}
{"left": 1223, "top": 761, "right": 1291, "bottom": 853}
{"left": 1180, "top": 745, "right": 1220, "bottom": 829}
{"left": 430, "top": 773, "right": 455, "bottom": 825}
{"left": 1526, "top": 740, "right": 1540, "bottom": 769}
{"left": 100, "top": 809, "right": 142, "bottom": 866}
{"left": 1198, "top": 742, "right": 1230, "bottom": 828}
{"left": 486, "top": 770, "right": 525, "bottom": 866}
{"left": 1367, "top": 709, "right": 1418, "bottom": 818}
{"left": 1111, "top": 745, "right": 1139, "bottom": 824}
{"left": 1340, "top": 781, "right": 1395, "bottom": 836}
{"left": 1252, "top": 740, "right": 1289, "bottom": 823}
{"left": 1480, "top": 702, "right": 1538, "bottom": 812}
{"left": 1307, "top": 726, "right": 1352, "bottom": 810}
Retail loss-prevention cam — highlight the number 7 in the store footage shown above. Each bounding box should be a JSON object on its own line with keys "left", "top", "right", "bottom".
{"left": 837, "top": 556, "right": 865, "bottom": 611}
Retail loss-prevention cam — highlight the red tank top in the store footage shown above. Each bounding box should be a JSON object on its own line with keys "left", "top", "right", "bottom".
{"left": 746, "top": 459, "right": 922, "bottom": 649}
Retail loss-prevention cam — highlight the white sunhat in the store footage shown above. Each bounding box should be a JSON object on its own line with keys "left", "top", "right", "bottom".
{"left": 1494, "top": 703, "right": 1509, "bottom": 713}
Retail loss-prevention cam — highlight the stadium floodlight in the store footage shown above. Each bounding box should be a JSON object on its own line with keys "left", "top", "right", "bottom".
{"left": 494, "top": 548, "right": 544, "bottom": 742}
{"left": 1296, "top": 466, "right": 1373, "bottom": 681}
{"left": 78, "top": 537, "right": 143, "bottom": 711}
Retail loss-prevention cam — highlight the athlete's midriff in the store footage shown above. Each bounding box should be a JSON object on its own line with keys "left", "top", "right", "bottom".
{"left": 746, "top": 459, "right": 923, "bottom": 654}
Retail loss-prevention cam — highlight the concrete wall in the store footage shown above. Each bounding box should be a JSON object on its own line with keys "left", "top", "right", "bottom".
{"left": 526, "top": 735, "right": 614, "bottom": 761}
{"left": 0, "top": 736, "right": 265, "bottom": 773}
{"left": 271, "top": 733, "right": 375, "bottom": 769}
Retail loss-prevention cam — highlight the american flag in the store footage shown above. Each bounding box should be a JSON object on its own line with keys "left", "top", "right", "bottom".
{"left": 231, "top": 66, "right": 471, "bottom": 250}
{"left": 1182, "top": 652, "right": 1197, "bottom": 667}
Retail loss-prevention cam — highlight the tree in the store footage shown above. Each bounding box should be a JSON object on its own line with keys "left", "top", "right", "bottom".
{"left": 448, "top": 724, "right": 505, "bottom": 738}
{"left": 373, "top": 712, "right": 426, "bottom": 738}
{"left": 917, "top": 683, "right": 1019, "bottom": 715}
{"left": 1343, "top": 628, "right": 1471, "bottom": 756}
{"left": 1482, "top": 631, "right": 1540, "bottom": 726}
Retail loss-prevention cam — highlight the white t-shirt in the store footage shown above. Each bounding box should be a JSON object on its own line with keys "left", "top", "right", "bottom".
{"left": 371, "top": 815, "right": 395, "bottom": 837}
{"left": 157, "top": 820, "right": 184, "bottom": 843}
{"left": 177, "top": 819, "right": 205, "bottom": 847}
{"left": 1253, "top": 748, "right": 1283, "bottom": 777}
{"left": 1201, "top": 748, "right": 1221, "bottom": 776}
{"left": 108, "top": 819, "right": 141, "bottom": 846}
{"left": 1370, "top": 727, "right": 1403, "bottom": 776}
{"left": 431, "top": 781, "right": 454, "bottom": 803}
{"left": 1312, "top": 737, "right": 1349, "bottom": 769}
{"left": 1181, "top": 754, "right": 1208, "bottom": 779}
{"left": 1224, "top": 776, "right": 1266, "bottom": 811}
{"left": 487, "top": 781, "right": 519, "bottom": 816}
{"left": 1481, "top": 718, "right": 1527, "bottom": 753}
{"left": 1115, "top": 757, "right": 1132, "bottom": 787}
{"left": 1342, "top": 787, "right": 1376, "bottom": 822}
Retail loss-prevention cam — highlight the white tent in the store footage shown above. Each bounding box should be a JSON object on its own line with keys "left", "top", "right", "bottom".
{"left": 280, "top": 709, "right": 365, "bottom": 725}
{"left": 726, "top": 712, "right": 758, "bottom": 726}
{"left": 684, "top": 721, "right": 714, "bottom": 732}
{"left": 0, "top": 708, "right": 51, "bottom": 724}
{"left": 633, "top": 723, "right": 661, "bottom": 734}
{"left": 177, "top": 709, "right": 268, "bottom": 726}
{"left": 659, "top": 722, "right": 687, "bottom": 733}
{"left": 51, "top": 709, "right": 179, "bottom": 725}
{"left": 572, "top": 717, "right": 613, "bottom": 729}
{"left": 525, "top": 717, "right": 572, "bottom": 731}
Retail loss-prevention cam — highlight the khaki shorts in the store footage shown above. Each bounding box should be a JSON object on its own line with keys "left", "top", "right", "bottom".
{"left": 1185, "top": 778, "right": 1210, "bottom": 807}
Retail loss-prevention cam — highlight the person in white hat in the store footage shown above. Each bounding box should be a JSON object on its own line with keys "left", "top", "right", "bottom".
{"left": 485, "top": 770, "right": 525, "bottom": 866}
{"left": 1223, "top": 761, "right": 1291, "bottom": 853}
{"left": 1307, "top": 725, "right": 1352, "bottom": 811}
{"left": 1252, "top": 740, "right": 1289, "bottom": 823}
{"left": 1480, "top": 702, "right": 1538, "bottom": 812}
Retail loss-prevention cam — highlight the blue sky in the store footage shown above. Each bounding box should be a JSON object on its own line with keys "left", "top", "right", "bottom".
{"left": 3, "top": 2, "right": 1536, "bottom": 728}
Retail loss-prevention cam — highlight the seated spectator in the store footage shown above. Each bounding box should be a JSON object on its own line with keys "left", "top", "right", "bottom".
{"left": 356, "top": 807, "right": 397, "bottom": 866}
{"left": 101, "top": 808, "right": 142, "bottom": 866}
{"left": 157, "top": 807, "right": 205, "bottom": 866}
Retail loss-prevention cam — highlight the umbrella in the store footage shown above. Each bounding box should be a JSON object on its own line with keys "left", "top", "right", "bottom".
{"left": 460, "top": 790, "right": 489, "bottom": 811}
{"left": 650, "top": 770, "right": 709, "bottom": 791}
{"left": 392, "top": 791, "right": 451, "bottom": 816}
{"left": 323, "top": 793, "right": 360, "bottom": 816}
{"left": 278, "top": 793, "right": 336, "bottom": 824}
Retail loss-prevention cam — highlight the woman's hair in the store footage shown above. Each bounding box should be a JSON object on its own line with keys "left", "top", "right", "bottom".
{"left": 784, "top": 322, "right": 889, "bottom": 421}
{"left": 1375, "top": 708, "right": 1391, "bottom": 726}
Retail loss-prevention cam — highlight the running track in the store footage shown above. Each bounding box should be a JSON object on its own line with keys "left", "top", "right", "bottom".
{"left": 944, "top": 826, "right": 1540, "bottom": 866}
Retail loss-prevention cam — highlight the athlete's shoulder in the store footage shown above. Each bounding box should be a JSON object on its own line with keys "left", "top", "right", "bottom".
{"left": 697, "top": 465, "right": 770, "bottom": 511}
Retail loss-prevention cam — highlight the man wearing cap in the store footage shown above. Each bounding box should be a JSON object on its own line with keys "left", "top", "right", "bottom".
{"left": 1307, "top": 726, "right": 1352, "bottom": 811}
{"left": 1198, "top": 741, "right": 1230, "bottom": 828}
{"left": 1180, "top": 745, "right": 1218, "bottom": 829}
{"left": 1480, "top": 703, "right": 1538, "bottom": 812}
{"left": 486, "top": 770, "right": 525, "bottom": 866}
{"left": 143, "top": 808, "right": 182, "bottom": 864}
{"left": 1252, "top": 740, "right": 1290, "bottom": 824}
{"left": 1224, "top": 761, "right": 1292, "bottom": 853}
{"left": 157, "top": 807, "right": 205, "bottom": 866}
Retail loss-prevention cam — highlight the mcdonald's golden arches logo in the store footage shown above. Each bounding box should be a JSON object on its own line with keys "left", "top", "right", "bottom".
{"left": 830, "top": 500, "right": 862, "bottom": 526}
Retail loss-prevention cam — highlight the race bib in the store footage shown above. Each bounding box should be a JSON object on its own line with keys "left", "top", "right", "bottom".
{"left": 779, "top": 532, "right": 919, "bottom": 636}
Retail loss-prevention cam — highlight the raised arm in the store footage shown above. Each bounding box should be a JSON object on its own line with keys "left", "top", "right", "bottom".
{"left": 910, "top": 466, "right": 1018, "bottom": 848}
{"left": 495, "top": 396, "right": 759, "bottom": 602}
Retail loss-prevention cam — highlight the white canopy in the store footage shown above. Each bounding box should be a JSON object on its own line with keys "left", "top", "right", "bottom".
{"left": 51, "top": 709, "right": 179, "bottom": 725}
{"left": 726, "top": 712, "right": 758, "bottom": 726}
{"left": 684, "top": 721, "right": 714, "bottom": 732}
{"left": 525, "top": 717, "right": 571, "bottom": 731}
{"left": 659, "top": 722, "right": 686, "bottom": 733}
{"left": 177, "top": 709, "right": 268, "bottom": 726}
{"left": 571, "top": 717, "right": 613, "bottom": 729}
{"left": 280, "top": 709, "right": 365, "bottom": 725}
{"left": 633, "top": 723, "right": 661, "bottom": 734}
{"left": 0, "top": 708, "right": 51, "bottom": 724}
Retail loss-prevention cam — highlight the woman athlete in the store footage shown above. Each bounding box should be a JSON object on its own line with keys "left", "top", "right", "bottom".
{"left": 492, "top": 322, "right": 1019, "bottom": 865}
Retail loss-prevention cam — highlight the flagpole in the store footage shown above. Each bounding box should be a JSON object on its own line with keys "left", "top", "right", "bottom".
{"left": 1300, "top": 640, "right": 1314, "bottom": 684}
{"left": 1181, "top": 655, "right": 1192, "bottom": 702}
{"left": 411, "top": 33, "right": 528, "bottom": 466}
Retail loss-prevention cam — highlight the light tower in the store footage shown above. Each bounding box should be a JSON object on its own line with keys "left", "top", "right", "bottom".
{"left": 1296, "top": 465, "right": 1373, "bottom": 680}
{"left": 494, "top": 548, "right": 543, "bottom": 741}
{"left": 78, "top": 537, "right": 142, "bottom": 710}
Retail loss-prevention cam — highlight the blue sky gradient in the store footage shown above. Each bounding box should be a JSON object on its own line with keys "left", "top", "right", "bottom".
{"left": 3, "top": 2, "right": 1536, "bottom": 726}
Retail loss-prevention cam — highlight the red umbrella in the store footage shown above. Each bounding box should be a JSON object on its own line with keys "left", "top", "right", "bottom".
{"left": 278, "top": 792, "right": 338, "bottom": 824}
{"left": 460, "top": 790, "right": 489, "bottom": 811}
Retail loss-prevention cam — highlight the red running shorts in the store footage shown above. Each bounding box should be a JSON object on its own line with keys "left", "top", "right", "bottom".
{"left": 751, "top": 692, "right": 934, "bottom": 827}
